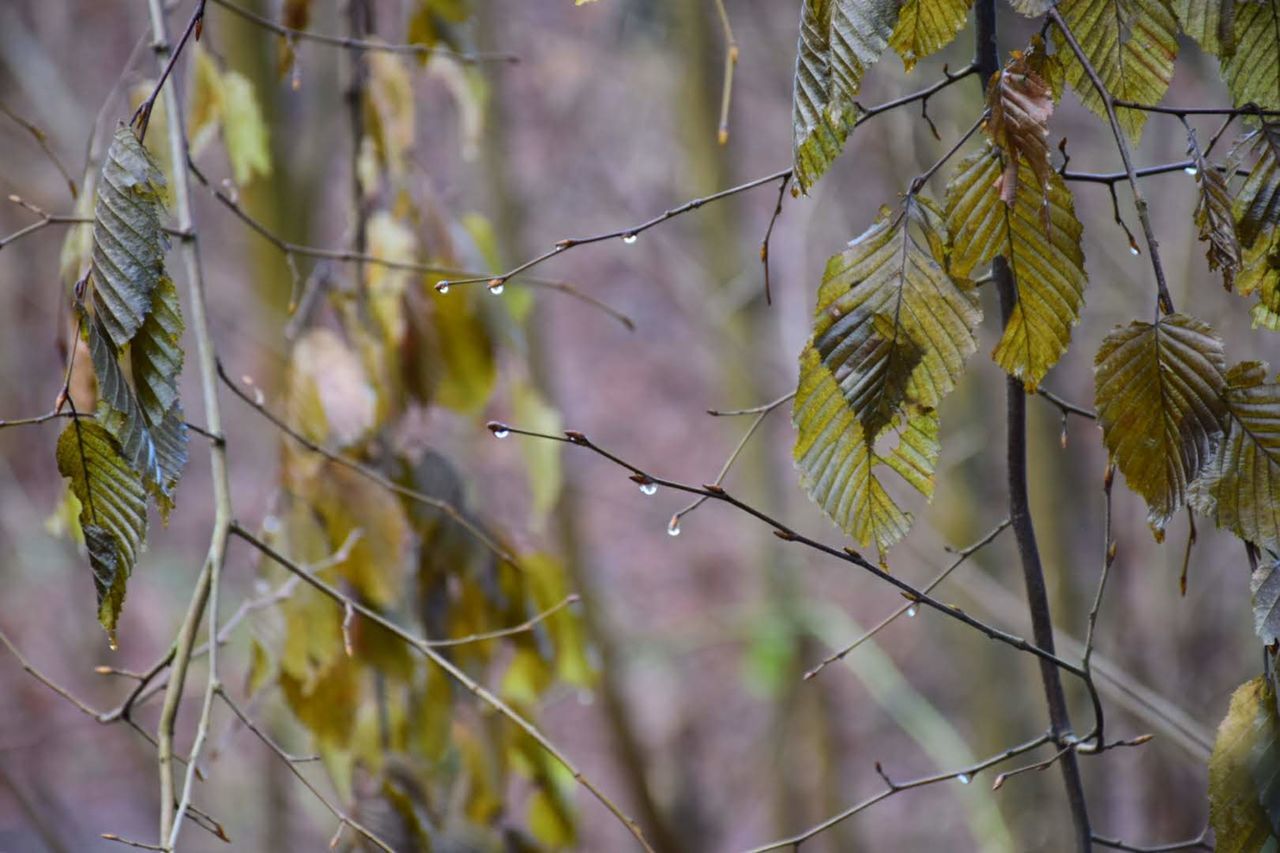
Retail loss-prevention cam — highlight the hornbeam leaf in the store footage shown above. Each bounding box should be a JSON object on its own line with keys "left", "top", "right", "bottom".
{"left": 129, "top": 277, "right": 185, "bottom": 428}
{"left": 812, "top": 200, "right": 980, "bottom": 440}
{"left": 1173, "top": 0, "right": 1235, "bottom": 56}
{"left": 221, "top": 70, "right": 272, "bottom": 186}
{"left": 1054, "top": 0, "right": 1179, "bottom": 143}
{"left": 90, "top": 126, "right": 168, "bottom": 349}
{"left": 1209, "top": 677, "right": 1280, "bottom": 850}
{"left": 1223, "top": 0, "right": 1280, "bottom": 110}
{"left": 888, "top": 0, "right": 972, "bottom": 72}
{"left": 945, "top": 146, "right": 1088, "bottom": 387}
{"left": 791, "top": 0, "right": 900, "bottom": 192}
{"left": 1189, "top": 131, "right": 1242, "bottom": 290}
{"left": 56, "top": 421, "right": 148, "bottom": 639}
{"left": 1196, "top": 362, "right": 1280, "bottom": 550}
{"left": 1094, "top": 314, "right": 1227, "bottom": 538}
{"left": 793, "top": 341, "right": 941, "bottom": 556}
{"left": 1237, "top": 225, "right": 1280, "bottom": 331}
{"left": 1235, "top": 121, "right": 1280, "bottom": 249}
{"left": 88, "top": 315, "right": 159, "bottom": 485}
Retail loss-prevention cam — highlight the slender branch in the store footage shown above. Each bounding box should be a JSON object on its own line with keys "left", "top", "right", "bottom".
{"left": 1112, "top": 99, "right": 1280, "bottom": 118}
{"left": 215, "top": 687, "right": 395, "bottom": 852}
{"left": 132, "top": 0, "right": 207, "bottom": 142}
{"left": 208, "top": 0, "right": 518, "bottom": 64}
{"left": 216, "top": 358, "right": 519, "bottom": 567}
{"left": 493, "top": 423, "right": 1095, "bottom": 683}
{"left": 0, "top": 101, "right": 78, "bottom": 199}
{"left": 1049, "top": 8, "right": 1172, "bottom": 316}
{"left": 760, "top": 171, "right": 790, "bottom": 304}
{"left": 670, "top": 391, "right": 795, "bottom": 527}
{"left": 101, "top": 835, "right": 166, "bottom": 851}
{"left": 743, "top": 733, "right": 1053, "bottom": 852}
{"left": 1091, "top": 829, "right": 1211, "bottom": 852}
{"left": 1037, "top": 388, "right": 1097, "bottom": 421}
{"left": 979, "top": 7, "right": 1092, "bottom": 847}
{"left": 803, "top": 519, "right": 1011, "bottom": 681}
{"left": 230, "top": 523, "right": 656, "bottom": 853}
{"left": 442, "top": 65, "right": 978, "bottom": 292}
{"left": 1085, "top": 463, "right": 1116, "bottom": 674}
{"left": 711, "top": 0, "right": 737, "bottom": 145}
{"left": 143, "top": 0, "right": 234, "bottom": 846}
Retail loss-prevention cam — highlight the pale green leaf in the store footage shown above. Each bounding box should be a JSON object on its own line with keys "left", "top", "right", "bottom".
{"left": 1173, "top": 0, "right": 1235, "bottom": 56}
{"left": 56, "top": 421, "right": 148, "bottom": 639}
{"left": 1223, "top": 1, "right": 1280, "bottom": 110}
{"left": 945, "top": 145, "right": 1088, "bottom": 388}
{"left": 1054, "top": 0, "right": 1179, "bottom": 142}
{"left": 187, "top": 43, "right": 224, "bottom": 158}
{"left": 1209, "top": 677, "right": 1280, "bottom": 850}
{"left": 1235, "top": 121, "right": 1280, "bottom": 249}
{"left": 221, "top": 70, "right": 272, "bottom": 186}
{"left": 1094, "top": 314, "right": 1227, "bottom": 538}
{"left": 791, "top": 0, "right": 899, "bottom": 192}
{"left": 1238, "top": 225, "right": 1280, "bottom": 330}
{"left": 1251, "top": 556, "right": 1280, "bottom": 647}
{"left": 889, "top": 0, "right": 972, "bottom": 72}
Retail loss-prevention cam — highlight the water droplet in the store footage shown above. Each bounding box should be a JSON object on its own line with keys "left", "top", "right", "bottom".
{"left": 488, "top": 281, "right": 505, "bottom": 295}
{"left": 493, "top": 427, "right": 509, "bottom": 438}
{"left": 622, "top": 233, "right": 638, "bottom": 245}
{"left": 957, "top": 773, "right": 971, "bottom": 785}
{"left": 1184, "top": 165, "right": 1198, "bottom": 176}
{"left": 667, "top": 516, "right": 681, "bottom": 537}
{"left": 436, "top": 280, "right": 450, "bottom": 294}
{"left": 906, "top": 605, "right": 917, "bottom": 618}
{"left": 1129, "top": 246, "right": 1140, "bottom": 256}
{"left": 639, "top": 481, "right": 658, "bottom": 496}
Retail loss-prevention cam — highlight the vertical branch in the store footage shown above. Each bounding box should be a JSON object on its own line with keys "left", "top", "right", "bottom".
{"left": 975, "top": 5, "right": 1093, "bottom": 849}
{"left": 345, "top": 0, "right": 371, "bottom": 303}
{"left": 144, "top": 0, "right": 232, "bottom": 846}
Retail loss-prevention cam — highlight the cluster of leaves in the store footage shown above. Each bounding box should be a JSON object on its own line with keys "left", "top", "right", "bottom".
{"left": 221, "top": 6, "right": 591, "bottom": 846}
{"left": 786, "top": 1, "right": 1280, "bottom": 842}
{"left": 56, "top": 127, "right": 189, "bottom": 645}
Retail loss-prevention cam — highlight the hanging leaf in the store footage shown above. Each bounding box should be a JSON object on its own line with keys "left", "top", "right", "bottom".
{"left": 945, "top": 145, "right": 1087, "bottom": 388}
{"left": 187, "top": 44, "right": 224, "bottom": 157}
{"left": 221, "top": 70, "right": 272, "bottom": 186}
{"left": 90, "top": 126, "right": 168, "bottom": 349}
{"left": 1173, "top": 0, "right": 1236, "bottom": 56}
{"left": 130, "top": 277, "right": 185, "bottom": 429}
{"left": 1251, "top": 556, "right": 1280, "bottom": 647}
{"left": 367, "top": 51, "right": 416, "bottom": 181}
{"left": 1195, "top": 362, "right": 1280, "bottom": 550}
{"left": 1094, "top": 314, "right": 1227, "bottom": 538}
{"left": 793, "top": 347, "right": 941, "bottom": 557}
{"left": 55, "top": 421, "right": 148, "bottom": 640}
{"left": 1223, "top": 1, "right": 1280, "bottom": 110}
{"left": 985, "top": 53, "right": 1055, "bottom": 206}
{"left": 1053, "top": 0, "right": 1179, "bottom": 143}
{"left": 1189, "top": 130, "right": 1242, "bottom": 290}
{"left": 791, "top": 0, "right": 900, "bottom": 192}
{"left": 810, "top": 199, "right": 980, "bottom": 440}
{"left": 1235, "top": 121, "right": 1280, "bottom": 249}
{"left": 888, "top": 0, "right": 972, "bottom": 72}
{"left": 404, "top": 275, "right": 496, "bottom": 414}
{"left": 1209, "top": 677, "right": 1280, "bottom": 850}
{"left": 1237, "top": 226, "right": 1280, "bottom": 331}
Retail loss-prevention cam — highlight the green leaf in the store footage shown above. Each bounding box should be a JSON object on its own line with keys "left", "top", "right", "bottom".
{"left": 129, "top": 277, "right": 184, "bottom": 428}
{"left": 56, "top": 421, "right": 148, "bottom": 640}
{"left": 1094, "top": 314, "right": 1227, "bottom": 538}
{"left": 1189, "top": 131, "right": 1242, "bottom": 291}
{"left": 1209, "top": 677, "right": 1280, "bottom": 850}
{"left": 221, "top": 70, "right": 272, "bottom": 186}
{"left": 1238, "top": 226, "right": 1280, "bottom": 331}
{"left": 511, "top": 383, "right": 563, "bottom": 529}
{"left": 1196, "top": 362, "right": 1280, "bottom": 550}
{"left": 1054, "top": 0, "right": 1179, "bottom": 143}
{"left": 1223, "top": 0, "right": 1280, "bottom": 110}
{"left": 1173, "top": 0, "right": 1235, "bottom": 56}
{"left": 794, "top": 342, "right": 942, "bottom": 556}
{"left": 811, "top": 199, "right": 980, "bottom": 440}
{"left": 791, "top": 0, "right": 899, "bottom": 192}
{"left": 90, "top": 126, "right": 168, "bottom": 349}
{"left": 945, "top": 145, "right": 1088, "bottom": 388}
{"left": 1251, "top": 556, "right": 1280, "bottom": 647}
{"left": 1235, "top": 121, "right": 1280, "bottom": 249}
{"left": 888, "top": 0, "right": 972, "bottom": 72}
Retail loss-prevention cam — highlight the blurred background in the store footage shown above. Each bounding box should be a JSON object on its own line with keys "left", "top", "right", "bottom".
{"left": 0, "top": 1, "right": 1273, "bottom": 850}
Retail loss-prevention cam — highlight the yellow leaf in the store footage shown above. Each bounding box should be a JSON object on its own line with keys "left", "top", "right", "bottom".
{"left": 889, "top": 0, "right": 972, "bottom": 72}
{"left": 1209, "top": 677, "right": 1280, "bottom": 850}
{"left": 221, "top": 70, "right": 272, "bottom": 186}
{"left": 187, "top": 43, "right": 224, "bottom": 158}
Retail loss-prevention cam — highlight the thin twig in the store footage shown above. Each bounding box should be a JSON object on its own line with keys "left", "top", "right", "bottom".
{"left": 670, "top": 391, "right": 795, "bottom": 527}
{"left": 208, "top": 0, "right": 519, "bottom": 64}
{"left": 1084, "top": 463, "right": 1116, "bottom": 678}
{"left": 711, "top": 0, "right": 737, "bottom": 145}
{"left": 1091, "top": 829, "right": 1211, "bottom": 852}
{"left": 743, "top": 733, "right": 1053, "bottom": 852}
{"left": 0, "top": 101, "right": 77, "bottom": 199}
{"left": 229, "top": 523, "right": 656, "bottom": 853}
{"left": 1049, "top": 8, "right": 1172, "bottom": 316}
{"left": 759, "top": 172, "right": 790, "bottom": 304}
{"left": 804, "top": 519, "right": 1011, "bottom": 680}
{"left": 132, "top": 0, "right": 207, "bottom": 142}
